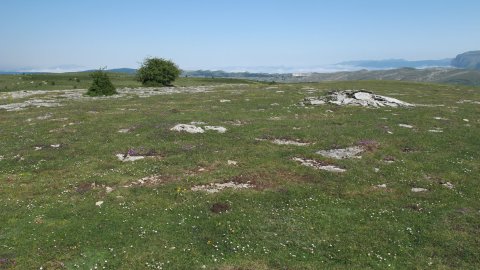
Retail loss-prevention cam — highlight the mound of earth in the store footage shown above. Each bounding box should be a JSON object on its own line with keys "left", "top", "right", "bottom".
{"left": 301, "top": 90, "right": 414, "bottom": 108}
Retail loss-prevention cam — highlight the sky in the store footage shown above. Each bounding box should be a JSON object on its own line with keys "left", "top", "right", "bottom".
{"left": 1, "top": 0, "right": 479, "bottom": 72}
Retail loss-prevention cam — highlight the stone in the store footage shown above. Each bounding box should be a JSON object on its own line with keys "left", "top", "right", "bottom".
{"left": 170, "top": 124, "right": 205, "bottom": 134}
{"left": 116, "top": 154, "right": 145, "bottom": 162}
{"left": 191, "top": 181, "right": 253, "bottom": 193}
{"left": 411, "top": 187, "right": 428, "bottom": 193}
{"left": 227, "top": 160, "right": 238, "bottom": 166}
{"left": 272, "top": 139, "right": 310, "bottom": 146}
{"left": 204, "top": 126, "right": 227, "bottom": 133}
{"left": 300, "top": 90, "right": 414, "bottom": 108}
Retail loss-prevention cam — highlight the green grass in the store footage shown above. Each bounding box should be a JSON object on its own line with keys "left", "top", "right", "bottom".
{"left": 0, "top": 77, "right": 479, "bottom": 269}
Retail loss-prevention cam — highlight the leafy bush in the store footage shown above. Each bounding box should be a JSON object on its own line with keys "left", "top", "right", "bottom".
{"left": 86, "top": 69, "right": 117, "bottom": 96}
{"left": 136, "top": 57, "right": 181, "bottom": 86}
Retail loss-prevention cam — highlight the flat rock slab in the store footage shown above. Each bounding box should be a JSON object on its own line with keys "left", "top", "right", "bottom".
{"left": 411, "top": 187, "right": 428, "bottom": 193}
{"left": 316, "top": 146, "right": 364, "bottom": 159}
{"left": 116, "top": 154, "right": 145, "bottom": 162}
{"left": 191, "top": 181, "right": 254, "bottom": 193}
{"left": 171, "top": 124, "right": 227, "bottom": 134}
{"left": 0, "top": 85, "right": 216, "bottom": 111}
{"left": 118, "top": 128, "right": 131, "bottom": 133}
{"left": 301, "top": 90, "right": 414, "bottom": 108}
{"left": 272, "top": 139, "right": 311, "bottom": 146}
{"left": 171, "top": 124, "right": 205, "bottom": 134}
{"left": 204, "top": 126, "right": 227, "bottom": 133}
{"left": 0, "top": 99, "right": 61, "bottom": 111}
{"left": 292, "top": 157, "right": 346, "bottom": 173}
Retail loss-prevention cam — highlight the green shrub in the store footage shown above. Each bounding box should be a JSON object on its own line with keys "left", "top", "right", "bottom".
{"left": 86, "top": 69, "right": 117, "bottom": 96}
{"left": 136, "top": 57, "right": 181, "bottom": 86}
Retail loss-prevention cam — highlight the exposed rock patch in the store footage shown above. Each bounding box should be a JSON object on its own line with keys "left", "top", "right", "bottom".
{"left": 398, "top": 124, "right": 414, "bottom": 129}
{"left": 171, "top": 124, "right": 227, "bottom": 134}
{"left": 123, "top": 175, "right": 172, "bottom": 188}
{"left": 171, "top": 124, "right": 205, "bottom": 134}
{"left": 316, "top": 146, "right": 364, "bottom": 159}
{"left": 300, "top": 90, "right": 414, "bottom": 108}
{"left": 302, "top": 97, "right": 326, "bottom": 105}
{"left": 292, "top": 157, "right": 346, "bottom": 173}
{"left": 227, "top": 160, "right": 238, "bottom": 166}
{"left": 441, "top": 181, "right": 455, "bottom": 189}
{"left": 204, "top": 126, "right": 227, "bottom": 133}
{"left": 116, "top": 148, "right": 162, "bottom": 162}
{"left": 118, "top": 128, "right": 131, "bottom": 133}
{"left": 272, "top": 139, "right": 311, "bottom": 146}
{"left": 457, "top": 100, "right": 480, "bottom": 105}
{"left": 191, "top": 181, "right": 254, "bottom": 193}
{"left": 411, "top": 187, "right": 428, "bottom": 193}
{"left": 0, "top": 85, "right": 216, "bottom": 111}
{"left": 116, "top": 154, "right": 145, "bottom": 162}
{"left": 0, "top": 99, "right": 61, "bottom": 111}
{"left": 190, "top": 121, "right": 206, "bottom": 125}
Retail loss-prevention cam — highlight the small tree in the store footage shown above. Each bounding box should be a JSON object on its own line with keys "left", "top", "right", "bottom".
{"left": 86, "top": 69, "right": 117, "bottom": 96}
{"left": 136, "top": 57, "right": 181, "bottom": 86}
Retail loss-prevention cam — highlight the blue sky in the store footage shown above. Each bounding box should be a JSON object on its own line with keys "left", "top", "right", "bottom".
{"left": 1, "top": 0, "right": 479, "bottom": 72}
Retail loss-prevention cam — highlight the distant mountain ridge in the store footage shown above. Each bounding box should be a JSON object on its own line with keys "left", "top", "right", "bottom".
{"left": 337, "top": 59, "right": 452, "bottom": 69}
{"left": 451, "top": 51, "right": 480, "bottom": 70}
{"left": 254, "top": 67, "right": 480, "bottom": 86}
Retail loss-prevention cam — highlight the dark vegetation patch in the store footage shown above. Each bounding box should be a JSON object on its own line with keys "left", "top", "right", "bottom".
{"left": 0, "top": 257, "right": 16, "bottom": 269}
{"left": 401, "top": 146, "right": 417, "bottom": 153}
{"left": 383, "top": 156, "right": 396, "bottom": 162}
{"left": 405, "top": 203, "right": 424, "bottom": 212}
{"left": 356, "top": 139, "right": 380, "bottom": 151}
{"left": 210, "top": 202, "right": 230, "bottom": 214}
{"left": 75, "top": 182, "right": 93, "bottom": 194}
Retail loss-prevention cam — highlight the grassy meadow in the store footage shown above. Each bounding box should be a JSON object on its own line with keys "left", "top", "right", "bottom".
{"left": 0, "top": 74, "right": 479, "bottom": 269}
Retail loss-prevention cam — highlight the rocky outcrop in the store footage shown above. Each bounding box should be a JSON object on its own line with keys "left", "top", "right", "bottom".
{"left": 300, "top": 90, "right": 414, "bottom": 108}
{"left": 451, "top": 51, "right": 480, "bottom": 70}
